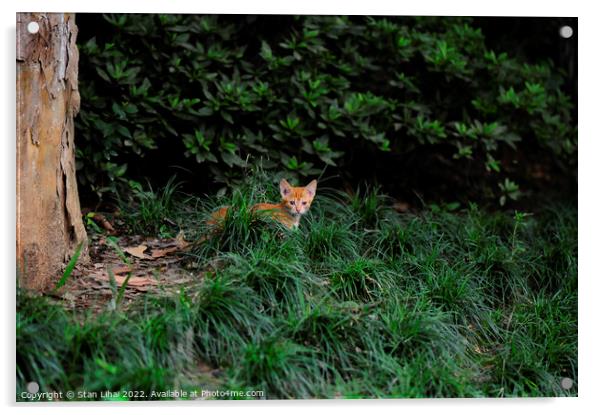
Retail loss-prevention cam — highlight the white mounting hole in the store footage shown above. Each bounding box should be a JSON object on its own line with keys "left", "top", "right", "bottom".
{"left": 27, "top": 21, "right": 40, "bottom": 34}
{"left": 26, "top": 381, "right": 39, "bottom": 394}
{"left": 559, "top": 25, "right": 573, "bottom": 39}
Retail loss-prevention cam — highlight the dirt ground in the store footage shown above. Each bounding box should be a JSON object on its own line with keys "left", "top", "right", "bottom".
{"left": 57, "top": 231, "right": 203, "bottom": 313}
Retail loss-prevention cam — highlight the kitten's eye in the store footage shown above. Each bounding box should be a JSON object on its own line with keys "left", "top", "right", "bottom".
{"left": 289, "top": 201, "right": 295, "bottom": 205}
{"left": 302, "top": 201, "right": 307, "bottom": 205}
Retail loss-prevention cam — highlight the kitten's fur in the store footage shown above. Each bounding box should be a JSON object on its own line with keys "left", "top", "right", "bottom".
{"left": 210, "top": 179, "right": 317, "bottom": 229}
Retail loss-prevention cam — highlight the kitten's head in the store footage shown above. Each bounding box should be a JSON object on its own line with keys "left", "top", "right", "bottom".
{"left": 279, "top": 179, "right": 317, "bottom": 216}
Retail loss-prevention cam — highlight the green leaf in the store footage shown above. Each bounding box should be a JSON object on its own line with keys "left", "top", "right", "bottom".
{"left": 260, "top": 41, "right": 273, "bottom": 60}
{"left": 221, "top": 111, "right": 234, "bottom": 124}
{"left": 221, "top": 151, "right": 246, "bottom": 167}
{"left": 95, "top": 67, "right": 110, "bottom": 82}
{"left": 53, "top": 242, "right": 84, "bottom": 291}
{"left": 397, "top": 36, "right": 410, "bottom": 48}
{"left": 112, "top": 102, "right": 126, "bottom": 119}
{"left": 116, "top": 125, "right": 132, "bottom": 138}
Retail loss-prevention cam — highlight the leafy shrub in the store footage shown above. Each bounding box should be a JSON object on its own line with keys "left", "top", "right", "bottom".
{"left": 76, "top": 15, "right": 576, "bottom": 202}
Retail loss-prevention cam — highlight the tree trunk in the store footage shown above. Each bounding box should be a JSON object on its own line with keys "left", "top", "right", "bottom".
{"left": 16, "top": 13, "right": 87, "bottom": 291}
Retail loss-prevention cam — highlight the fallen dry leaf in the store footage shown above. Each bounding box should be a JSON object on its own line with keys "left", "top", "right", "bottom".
{"left": 123, "top": 245, "right": 148, "bottom": 259}
{"left": 151, "top": 246, "right": 180, "bottom": 258}
{"left": 62, "top": 230, "right": 203, "bottom": 312}
{"left": 150, "top": 232, "right": 190, "bottom": 258}
{"left": 112, "top": 264, "right": 133, "bottom": 274}
{"left": 175, "top": 230, "right": 190, "bottom": 248}
{"left": 393, "top": 201, "right": 410, "bottom": 213}
{"left": 91, "top": 213, "right": 116, "bottom": 233}
{"left": 98, "top": 272, "right": 159, "bottom": 289}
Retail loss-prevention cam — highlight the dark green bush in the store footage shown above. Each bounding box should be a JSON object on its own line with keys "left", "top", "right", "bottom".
{"left": 76, "top": 15, "right": 576, "bottom": 202}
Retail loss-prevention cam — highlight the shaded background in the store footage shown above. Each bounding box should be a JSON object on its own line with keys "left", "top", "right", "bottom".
{"left": 74, "top": 14, "right": 577, "bottom": 209}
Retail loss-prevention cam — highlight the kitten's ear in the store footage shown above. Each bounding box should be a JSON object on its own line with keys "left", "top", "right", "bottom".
{"left": 280, "top": 179, "right": 292, "bottom": 198}
{"left": 305, "top": 179, "right": 317, "bottom": 197}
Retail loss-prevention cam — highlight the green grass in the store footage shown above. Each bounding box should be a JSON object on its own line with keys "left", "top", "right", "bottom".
{"left": 17, "top": 175, "right": 577, "bottom": 399}
{"left": 53, "top": 242, "right": 84, "bottom": 292}
{"left": 116, "top": 176, "right": 182, "bottom": 236}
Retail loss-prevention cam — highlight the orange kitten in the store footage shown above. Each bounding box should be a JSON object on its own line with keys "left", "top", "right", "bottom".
{"left": 210, "top": 179, "right": 317, "bottom": 229}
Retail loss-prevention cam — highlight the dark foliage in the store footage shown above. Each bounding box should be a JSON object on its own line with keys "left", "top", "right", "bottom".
{"left": 75, "top": 15, "right": 576, "bottom": 205}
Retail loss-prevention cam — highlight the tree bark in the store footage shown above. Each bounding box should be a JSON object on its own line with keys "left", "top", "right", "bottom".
{"left": 17, "top": 13, "right": 87, "bottom": 291}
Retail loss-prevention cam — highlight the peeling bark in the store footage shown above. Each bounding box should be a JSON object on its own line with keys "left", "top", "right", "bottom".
{"left": 17, "top": 13, "right": 87, "bottom": 291}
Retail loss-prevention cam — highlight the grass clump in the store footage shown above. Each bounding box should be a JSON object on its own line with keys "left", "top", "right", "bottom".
{"left": 327, "top": 258, "right": 394, "bottom": 302}
{"left": 194, "top": 274, "right": 272, "bottom": 365}
{"left": 348, "top": 184, "right": 391, "bottom": 229}
{"left": 117, "top": 176, "right": 181, "bottom": 236}
{"left": 233, "top": 337, "right": 328, "bottom": 399}
{"left": 16, "top": 291, "right": 198, "bottom": 399}
{"left": 302, "top": 218, "right": 359, "bottom": 263}
{"left": 286, "top": 300, "right": 370, "bottom": 373}
{"left": 218, "top": 241, "right": 317, "bottom": 311}
{"left": 192, "top": 172, "right": 286, "bottom": 258}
